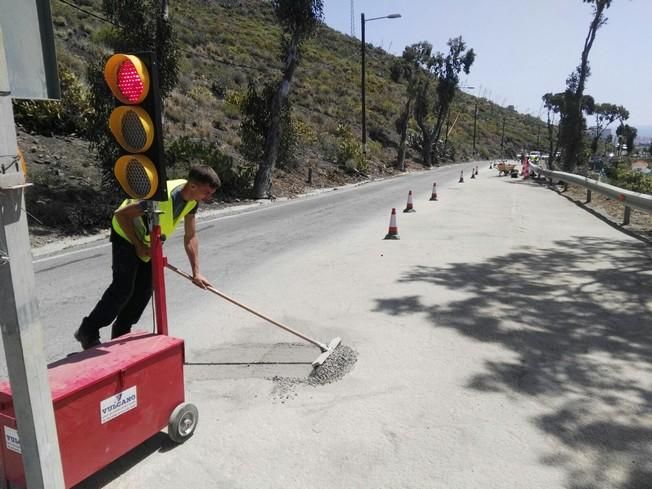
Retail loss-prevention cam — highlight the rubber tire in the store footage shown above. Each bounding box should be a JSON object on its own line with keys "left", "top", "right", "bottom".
{"left": 168, "top": 402, "right": 199, "bottom": 443}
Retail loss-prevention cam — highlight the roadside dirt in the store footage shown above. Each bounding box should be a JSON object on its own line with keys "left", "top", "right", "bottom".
{"left": 16, "top": 126, "right": 402, "bottom": 250}
{"left": 551, "top": 181, "right": 652, "bottom": 244}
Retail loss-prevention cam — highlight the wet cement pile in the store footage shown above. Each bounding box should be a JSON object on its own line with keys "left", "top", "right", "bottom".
{"left": 270, "top": 345, "right": 358, "bottom": 401}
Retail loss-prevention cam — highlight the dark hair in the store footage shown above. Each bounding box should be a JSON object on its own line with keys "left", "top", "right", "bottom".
{"left": 188, "top": 165, "right": 221, "bottom": 189}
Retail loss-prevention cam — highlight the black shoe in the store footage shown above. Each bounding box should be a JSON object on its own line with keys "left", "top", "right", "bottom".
{"left": 74, "top": 327, "right": 101, "bottom": 350}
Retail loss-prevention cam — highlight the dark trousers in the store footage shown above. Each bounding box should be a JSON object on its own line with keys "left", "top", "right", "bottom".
{"left": 80, "top": 236, "right": 152, "bottom": 340}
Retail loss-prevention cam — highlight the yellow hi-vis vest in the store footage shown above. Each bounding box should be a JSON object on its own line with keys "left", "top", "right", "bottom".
{"left": 112, "top": 179, "right": 197, "bottom": 259}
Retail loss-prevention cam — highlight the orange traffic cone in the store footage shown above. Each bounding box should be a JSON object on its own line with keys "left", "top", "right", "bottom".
{"left": 403, "top": 190, "right": 416, "bottom": 213}
{"left": 384, "top": 208, "right": 400, "bottom": 240}
{"left": 459, "top": 171, "right": 464, "bottom": 183}
{"left": 429, "top": 182, "right": 438, "bottom": 201}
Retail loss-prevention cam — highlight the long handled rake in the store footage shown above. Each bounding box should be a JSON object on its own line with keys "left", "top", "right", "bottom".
{"left": 166, "top": 263, "right": 342, "bottom": 368}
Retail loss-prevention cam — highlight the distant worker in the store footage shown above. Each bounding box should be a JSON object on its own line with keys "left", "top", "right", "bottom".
{"left": 521, "top": 153, "right": 530, "bottom": 179}
{"left": 74, "top": 165, "right": 221, "bottom": 349}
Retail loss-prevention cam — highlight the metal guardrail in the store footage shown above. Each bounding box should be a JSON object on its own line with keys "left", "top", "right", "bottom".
{"left": 529, "top": 162, "right": 652, "bottom": 225}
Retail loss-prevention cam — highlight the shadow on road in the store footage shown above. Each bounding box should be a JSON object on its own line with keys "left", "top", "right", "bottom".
{"left": 373, "top": 236, "right": 652, "bottom": 489}
{"left": 73, "top": 432, "right": 179, "bottom": 488}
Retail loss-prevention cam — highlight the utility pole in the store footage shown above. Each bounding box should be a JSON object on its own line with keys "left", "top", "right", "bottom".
{"left": 360, "top": 12, "right": 366, "bottom": 155}
{"left": 472, "top": 99, "right": 478, "bottom": 156}
{"left": 536, "top": 123, "right": 541, "bottom": 151}
{"left": 350, "top": 0, "right": 355, "bottom": 37}
{"left": 500, "top": 116, "right": 506, "bottom": 159}
{"left": 0, "top": 27, "right": 65, "bottom": 488}
{"left": 443, "top": 106, "right": 450, "bottom": 151}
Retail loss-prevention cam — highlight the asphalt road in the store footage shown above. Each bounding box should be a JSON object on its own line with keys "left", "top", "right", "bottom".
{"left": 2, "top": 161, "right": 473, "bottom": 375}
{"left": 2, "top": 161, "right": 652, "bottom": 489}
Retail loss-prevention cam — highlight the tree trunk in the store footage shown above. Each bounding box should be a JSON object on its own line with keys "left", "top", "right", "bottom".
{"left": 253, "top": 33, "right": 300, "bottom": 199}
{"left": 396, "top": 98, "right": 412, "bottom": 171}
{"left": 422, "top": 132, "right": 434, "bottom": 167}
{"left": 564, "top": 0, "right": 608, "bottom": 172}
{"left": 432, "top": 106, "right": 447, "bottom": 163}
{"left": 547, "top": 120, "right": 555, "bottom": 170}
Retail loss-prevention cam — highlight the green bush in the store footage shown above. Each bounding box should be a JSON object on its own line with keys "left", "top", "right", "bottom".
{"left": 335, "top": 123, "right": 366, "bottom": 173}
{"left": 13, "top": 66, "right": 92, "bottom": 136}
{"left": 166, "top": 136, "right": 255, "bottom": 197}
{"left": 25, "top": 185, "right": 117, "bottom": 233}
{"left": 237, "top": 79, "right": 297, "bottom": 169}
{"left": 608, "top": 166, "right": 652, "bottom": 194}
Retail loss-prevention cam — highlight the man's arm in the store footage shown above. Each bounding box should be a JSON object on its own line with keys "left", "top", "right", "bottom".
{"left": 184, "top": 213, "right": 212, "bottom": 289}
{"left": 114, "top": 202, "right": 149, "bottom": 260}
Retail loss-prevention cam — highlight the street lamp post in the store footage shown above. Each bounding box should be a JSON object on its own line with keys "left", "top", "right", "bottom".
{"left": 361, "top": 12, "right": 401, "bottom": 155}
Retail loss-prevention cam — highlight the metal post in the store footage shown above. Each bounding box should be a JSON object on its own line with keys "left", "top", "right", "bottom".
{"left": 359, "top": 13, "right": 400, "bottom": 157}
{"left": 586, "top": 189, "right": 592, "bottom": 203}
{"left": 360, "top": 13, "right": 366, "bottom": 156}
{"left": 444, "top": 107, "right": 450, "bottom": 149}
{"left": 536, "top": 124, "right": 541, "bottom": 150}
{"left": 149, "top": 203, "right": 168, "bottom": 336}
{"left": 472, "top": 99, "right": 478, "bottom": 156}
{"left": 0, "top": 30, "right": 65, "bottom": 488}
{"left": 624, "top": 206, "right": 631, "bottom": 225}
{"left": 500, "top": 116, "right": 506, "bottom": 159}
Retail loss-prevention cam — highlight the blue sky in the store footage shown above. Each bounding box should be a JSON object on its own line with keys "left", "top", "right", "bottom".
{"left": 323, "top": 0, "right": 651, "bottom": 131}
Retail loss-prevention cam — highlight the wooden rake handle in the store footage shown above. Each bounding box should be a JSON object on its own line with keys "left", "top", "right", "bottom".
{"left": 165, "top": 263, "right": 328, "bottom": 351}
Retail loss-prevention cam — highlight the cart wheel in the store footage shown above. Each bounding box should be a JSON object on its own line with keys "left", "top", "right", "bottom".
{"left": 168, "top": 402, "right": 199, "bottom": 443}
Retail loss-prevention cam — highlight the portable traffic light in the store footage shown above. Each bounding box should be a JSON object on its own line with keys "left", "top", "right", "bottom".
{"left": 103, "top": 52, "right": 167, "bottom": 201}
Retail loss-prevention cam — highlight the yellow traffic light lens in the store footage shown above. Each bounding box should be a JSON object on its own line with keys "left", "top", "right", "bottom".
{"left": 109, "top": 106, "right": 154, "bottom": 153}
{"left": 104, "top": 54, "right": 150, "bottom": 105}
{"left": 114, "top": 155, "right": 159, "bottom": 200}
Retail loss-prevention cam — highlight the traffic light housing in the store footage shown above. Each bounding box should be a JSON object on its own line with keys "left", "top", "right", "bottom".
{"left": 103, "top": 52, "right": 167, "bottom": 201}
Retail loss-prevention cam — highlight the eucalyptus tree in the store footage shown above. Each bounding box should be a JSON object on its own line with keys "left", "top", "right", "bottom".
{"left": 253, "top": 0, "right": 324, "bottom": 199}
{"left": 391, "top": 42, "right": 432, "bottom": 171}
{"left": 542, "top": 92, "right": 564, "bottom": 168}
{"left": 559, "top": 0, "right": 613, "bottom": 172}
{"left": 590, "top": 103, "right": 628, "bottom": 155}
{"left": 413, "top": 37, "right": 475, "bottom": 167}
{"left": 616, "top": 124, "right": 637, "bottom": 155}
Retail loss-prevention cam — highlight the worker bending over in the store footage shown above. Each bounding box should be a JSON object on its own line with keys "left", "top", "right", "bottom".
{"left": 75, "top": 165, "right": 220, "bottom": 350}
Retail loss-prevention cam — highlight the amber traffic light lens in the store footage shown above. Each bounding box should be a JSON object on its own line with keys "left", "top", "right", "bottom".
{"left": 114, "top": 155, "right": 158, "bottom": 200}
{"left": 109, "top": 106, "right": 154, "bottom": 153}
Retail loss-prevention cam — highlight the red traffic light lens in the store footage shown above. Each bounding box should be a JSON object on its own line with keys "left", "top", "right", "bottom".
{"left": 117, "top": 59, "right": 145, "bottom": 104}
{"left": 104, "top": 54, "right": 150, "bottom": 105}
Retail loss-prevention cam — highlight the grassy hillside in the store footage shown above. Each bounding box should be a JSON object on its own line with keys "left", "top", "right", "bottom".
{"left": 18, "top": 0, "right": 546, "bottom": 238}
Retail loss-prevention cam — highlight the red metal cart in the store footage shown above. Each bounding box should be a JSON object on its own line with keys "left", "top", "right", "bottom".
{"left": 0, "top": 216, "right": 197, "bottom": 487}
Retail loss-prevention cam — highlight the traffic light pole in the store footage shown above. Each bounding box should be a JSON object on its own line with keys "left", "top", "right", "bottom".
{"left": 0, "top": 30, "right": 65, "bottom": 489}
{"left": 149, "top": 203, "right": 168, "bottom": 336}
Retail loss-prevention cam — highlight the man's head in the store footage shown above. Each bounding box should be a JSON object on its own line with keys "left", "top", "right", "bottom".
{"left": 185, "top": 165, "right": 221, "bottom": 202}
